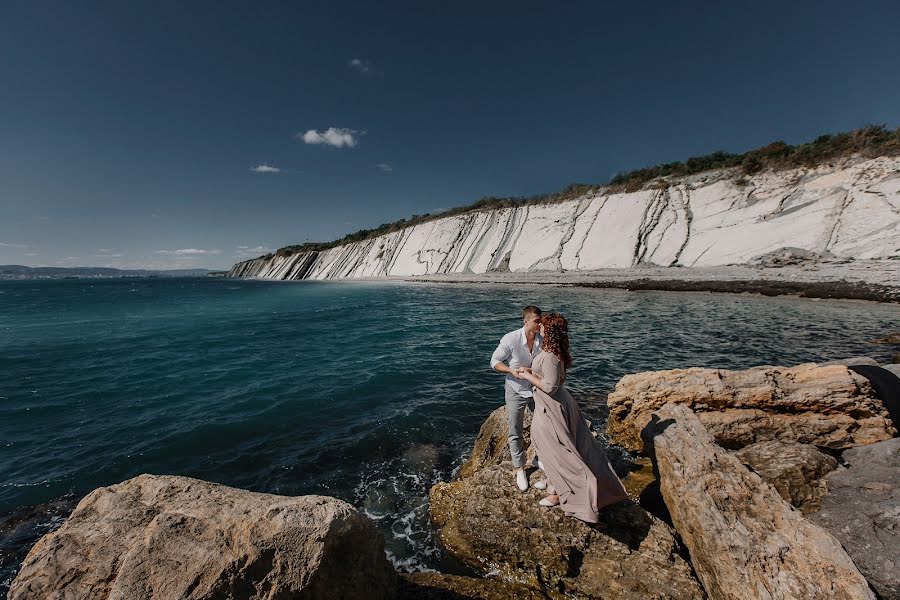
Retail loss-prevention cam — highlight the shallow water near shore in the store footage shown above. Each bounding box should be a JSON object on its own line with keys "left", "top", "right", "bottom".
{"left": 1, "top": 277, "right": 899, "bottom": 590}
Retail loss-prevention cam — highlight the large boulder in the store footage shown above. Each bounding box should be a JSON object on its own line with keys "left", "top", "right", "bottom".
{"left": 810, "top": 438, "right": 900, "bottom": 599}
{"left": 608, "top": 363, "right": 895, "bottom": 453}
{"left": 9, "top": 474, "right": 397, "bottom": 600}
{"left": 458, "top": 406, "right": 534, "bottom": 479}
{"left": 733, "top": 441, "right": 838, "bottom": 512}
{"left": 647, "top": 403, "right": 876, "bottom": 600}
{"left": 430, "top": 462, "right": 705, "bottom": 600}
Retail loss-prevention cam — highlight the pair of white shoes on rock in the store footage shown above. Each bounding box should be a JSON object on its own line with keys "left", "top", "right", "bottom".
{"left": 515, "top": 457, "right": 547, "bottom": 492}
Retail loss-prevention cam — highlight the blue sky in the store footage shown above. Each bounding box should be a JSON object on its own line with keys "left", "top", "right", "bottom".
{"left": 2, "top": 1, "right": 899, "bottom": 270}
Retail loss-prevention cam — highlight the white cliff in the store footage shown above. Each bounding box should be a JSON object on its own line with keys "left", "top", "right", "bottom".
{"left": 228, "top": 157, "right": 900, "bottom": 280}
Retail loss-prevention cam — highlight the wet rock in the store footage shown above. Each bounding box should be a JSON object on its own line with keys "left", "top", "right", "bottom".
{"left": 647, "top": 403, "right": 876, "bottom": 600}
{"left": 733, "top": 441, "right": 838, "bottom": 512}
{"left": 8, "top": 475, "right": 396, "bottom": 600}
{"left": 608, "top": 363, "right": 894, "bottom": 453}
{"left": 810, "top": 438, "right": 900, "bottom": 599}
{"left": 398, "top": 572, "right": 545, "bottom": 599}
{"left": 430, "top": 462, "right": 705, "bottom": 600}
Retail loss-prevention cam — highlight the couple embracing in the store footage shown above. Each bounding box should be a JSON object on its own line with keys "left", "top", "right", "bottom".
{"left": 490, "top": 306, "right": 628, "bottom": 523}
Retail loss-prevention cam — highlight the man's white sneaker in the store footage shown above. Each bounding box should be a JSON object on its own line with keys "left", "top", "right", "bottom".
{"left": 532, "top": 479, "right": 547, "bottom": 490}
{"left": 515, "top": 469, "right": 529, "bottom": 492}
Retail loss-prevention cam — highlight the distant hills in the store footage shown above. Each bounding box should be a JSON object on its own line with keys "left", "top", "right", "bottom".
{"left": 0, "top": 265, "right": 213, "bottom": 280}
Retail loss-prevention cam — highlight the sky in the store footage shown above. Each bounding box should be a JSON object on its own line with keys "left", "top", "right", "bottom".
{"left": 1, "top": 1, "right": 899, "bottom": 271}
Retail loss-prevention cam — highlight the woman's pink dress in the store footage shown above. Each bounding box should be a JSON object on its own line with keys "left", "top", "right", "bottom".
{"left": 530, "top": 350, "right": 629, "bottom": 523}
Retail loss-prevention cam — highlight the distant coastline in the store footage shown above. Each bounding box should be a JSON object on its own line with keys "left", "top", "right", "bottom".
{"left": 0, "top": 265, "right": 212, "bottom": 281}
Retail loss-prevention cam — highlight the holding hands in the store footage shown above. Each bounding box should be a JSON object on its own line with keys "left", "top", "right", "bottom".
{"left": 512, "top": 366, "right": 535, "bottom": 384}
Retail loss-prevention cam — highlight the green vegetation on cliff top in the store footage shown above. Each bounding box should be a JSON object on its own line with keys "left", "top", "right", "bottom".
{"left": 263, "top": 125, "right": 900, "bottom": 259}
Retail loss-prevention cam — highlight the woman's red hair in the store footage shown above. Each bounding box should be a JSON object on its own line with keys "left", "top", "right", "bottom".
{"left": 541, "top": 313, "right": 572, "bottom": 370}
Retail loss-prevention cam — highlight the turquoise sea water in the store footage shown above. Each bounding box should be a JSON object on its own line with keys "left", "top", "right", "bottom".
{"left": 1, "top": 277, "right": 899, "bottom": 588}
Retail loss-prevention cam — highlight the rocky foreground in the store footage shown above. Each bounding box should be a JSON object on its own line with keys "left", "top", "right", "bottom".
{"left": 9, "top": 358, "right": 900, "bottom": 599}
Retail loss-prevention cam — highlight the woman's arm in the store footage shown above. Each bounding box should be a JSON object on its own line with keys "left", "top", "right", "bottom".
{"left": 520, "top": 355, "right": 561, "bottom": 395}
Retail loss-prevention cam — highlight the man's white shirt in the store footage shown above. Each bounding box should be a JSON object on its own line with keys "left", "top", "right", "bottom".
{"left": 490, "top": 327, "right": 543, "bottom": 398}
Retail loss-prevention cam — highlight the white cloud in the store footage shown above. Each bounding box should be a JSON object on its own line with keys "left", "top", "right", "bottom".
{"left": 93, "top": 252, "right": 124, "bottom": 258}
{"left": 151, "top": 213, "right": 161, "bottom": 219}
{"left": 376, "top": 163, "right": 393, "bottom": 173}
{"left": 235, "top": 245, "right": 272, "bottom": 257}
{"left": 299, "top": 127, "right": 359, "bottom": 148}
{"left": 155, "top": 248, "right": 221, "bottom": 256}
{"left": 0, "top": 241, "right": 27, "bottom": 248}
{"left": 24, "top": 252, "right": 39, "bottom": 257}
{"left": 251, "top": 164, "right": 282, "bottom": 174}
{"left": 348, "top": 58, "right": 373, "bottom": 74}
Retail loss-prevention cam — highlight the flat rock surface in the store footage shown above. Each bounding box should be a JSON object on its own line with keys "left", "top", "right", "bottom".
{"left": 734, "top": 441, "right": 838, "bottom": 512}
{"left": 810, "top": 438, "right": 900, "bottom": 599}
{"left": 648, "top": 403, "right": 876, "bottom": 600}
{"left": 607, "top": 363, "right": 895, "bottom": 453}
{"left": 8, "top": 474, "right": 396, "bottom": 600}
{"left": 430, "top": 462, "right": 705, "bottom": 600}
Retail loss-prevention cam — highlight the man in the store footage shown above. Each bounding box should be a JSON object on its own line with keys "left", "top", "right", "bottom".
{"left": 490, "top": 305, "right": 543, "bottom": 491}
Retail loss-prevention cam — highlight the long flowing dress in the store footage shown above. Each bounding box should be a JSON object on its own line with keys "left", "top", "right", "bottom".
{"left": 530, "top": 350, "right": 629, "bottom": 523}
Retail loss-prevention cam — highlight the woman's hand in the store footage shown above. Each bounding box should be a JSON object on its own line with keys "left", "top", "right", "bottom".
{"left": 515, "top": 368, "right": 536, "bottom": 384}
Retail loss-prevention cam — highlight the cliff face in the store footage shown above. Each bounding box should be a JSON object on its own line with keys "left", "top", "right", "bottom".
{"left": 229, "top": 157, "right": 900, "bottom": 280}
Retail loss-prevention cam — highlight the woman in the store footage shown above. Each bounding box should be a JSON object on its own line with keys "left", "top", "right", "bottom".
{"left": 517, "top": 313, "right": 629, "bottom": 523}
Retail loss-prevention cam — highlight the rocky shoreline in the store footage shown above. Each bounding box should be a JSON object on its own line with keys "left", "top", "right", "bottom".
{"left": 399, "top": 259, "right": 900, "bottom": 303}
{"left": 7, "top": 358, "right": 900, "bottom": 599}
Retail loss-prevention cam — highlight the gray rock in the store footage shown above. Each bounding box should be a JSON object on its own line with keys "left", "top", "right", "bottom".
{"left": 750, "top": 246, "right": 829, "bottom": 267}
{"left": 881, "top": 363, "right": 900, "bottom": 378}
{"left": 647, "top": 403, "right": 876, "bottom": 600}
{"left": 9, "top": 474, "right": 397, "bottom": 600}
{"left": 819, "top": 356, "right": 881, "bottom": 367}
{"left": 733, "top": 441, "right": 838, "bottom": 512}
{"left": 810, "top": 438, "right": 900, "bottom": 599}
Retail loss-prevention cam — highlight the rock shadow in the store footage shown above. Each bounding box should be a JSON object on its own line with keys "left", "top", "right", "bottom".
{"left": 590, "top": 500, "right": 654, "bottom": 552}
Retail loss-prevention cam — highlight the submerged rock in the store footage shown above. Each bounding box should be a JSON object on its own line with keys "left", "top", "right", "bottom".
{"left": 607, "top": 363, "right": 895, "bottom": 453}
{"left": 810, "top": 438, "right": 900, "bottom": 599}
{"left": 430, "top": 462, "right": 705, "bottom": 599}
{"left": 733, "top": 440, "right": 838, "bottom": 512}
{"left": 647, "top": 403, "right": 876, "bottom": 600}
{"left": 9, "top": 474, "right": 397, "bottom": 600}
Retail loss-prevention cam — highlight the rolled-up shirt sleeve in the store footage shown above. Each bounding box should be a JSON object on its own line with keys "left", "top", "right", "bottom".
{"left": 490, "top": 335, "right": 511, "bottom": 369}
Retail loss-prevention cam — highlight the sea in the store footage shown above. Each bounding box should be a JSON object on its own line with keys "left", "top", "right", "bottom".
{"left": 1, "top": 277, "right": 898, "bottom": 592}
